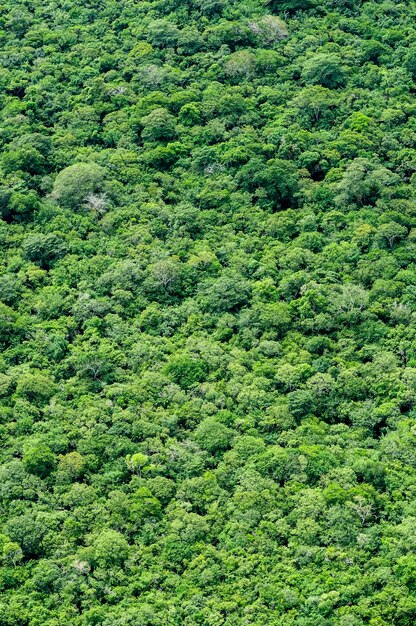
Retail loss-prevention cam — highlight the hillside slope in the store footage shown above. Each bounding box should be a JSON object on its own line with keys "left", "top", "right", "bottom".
{"left": 1, "top": 0, "right": 416, "bottom": 624}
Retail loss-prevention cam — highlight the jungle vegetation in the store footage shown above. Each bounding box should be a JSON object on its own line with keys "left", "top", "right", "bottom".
{"left": 0, "top": 0, "right": 416, "bottom": 624}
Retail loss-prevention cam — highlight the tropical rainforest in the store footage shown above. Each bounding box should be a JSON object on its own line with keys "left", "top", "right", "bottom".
{"left": 1, "top": 0, "right": 416, "bottom": 624}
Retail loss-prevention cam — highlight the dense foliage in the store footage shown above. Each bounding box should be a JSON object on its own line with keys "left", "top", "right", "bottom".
{"left": 1, "top": 0, "right": 416, "bottom": 623}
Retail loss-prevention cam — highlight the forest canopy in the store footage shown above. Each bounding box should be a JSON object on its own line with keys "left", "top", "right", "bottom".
{"left": 0, "top": 0, "right": 416, "bottom": 624}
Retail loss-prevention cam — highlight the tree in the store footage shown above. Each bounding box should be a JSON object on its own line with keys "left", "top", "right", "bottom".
{"left": 5, "top": 514, "right": 46, "bottom": 558}
{"left": 23, "top": 233, "right": 67, "bottom": 269}
{"left": 291, "top": 85, "right": 338, "bottom": 126}
{"left": 1, "top": 146, "right": 47, "bottom": 175}
{"left": 201, "top": 271, "right": 252, "bottom": 313}
{"left": 330, "top": 284, "right": 369, "bottom": 324}
{"left": 239, "top": 158, "right": 300, "bottom": 208}
{"left": 335, "top": 158, "right": 398, "bottom": 207}
{"left": 224, "top": 51, "right": 256, "bottom": 80}
{"left": 147, "top": 19, "right": 180, "bottom": 48}
{"left": 57, "top": 452, "right": 86, "bottom": 481}
{"left": 93, "top": 530, "right": 129, "bottom": 567}
{"left": 405, "top": 45, "right": 416, "bottom": 77}
{"left": 0, "top": 534, "right": 23, "bottom": 566}
{"left": 165, "top": 355, "right": 208, "bottom": 389}
{"left": 140, "top": 108, "right": 176, "bottom": 142}
{"left": 269, "top": 0, "right": 314, "bottom": 12}
{"left": 287, "top": 390, "right": 316, "bottom": 419}
{"left": 130, "top": 487, "right": 162, "bottom": 522}
{"left": 146, "top": 256, "right": 183, "bottom": 294}
{"left": 375, "top": 222, "right": 408, "bottom": 248}
{"left": 15, "top": 371, "right": 56, "bottom": 405}
{"left": 193, "top": 417, "right": 234, "bottom": 453}
{"left": 301, "top": 53, "right": 346, "bottom": 88}
{"left": 247, "top": 15, "right": 288, "bottom": 45}
{"left": 126, "top": 453, "right": 149, "bottom": 477}
{"left": 69, "top": 339, "right": 125, "bottom": 383}
{"left": 51, "top": 163, "right": 108, "bottom": 210}
{"left": 23, "top": 444, "right": 56, "bottom": 478}
{"left": 2, "top": 541, "right": 23, "bottom": 566}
